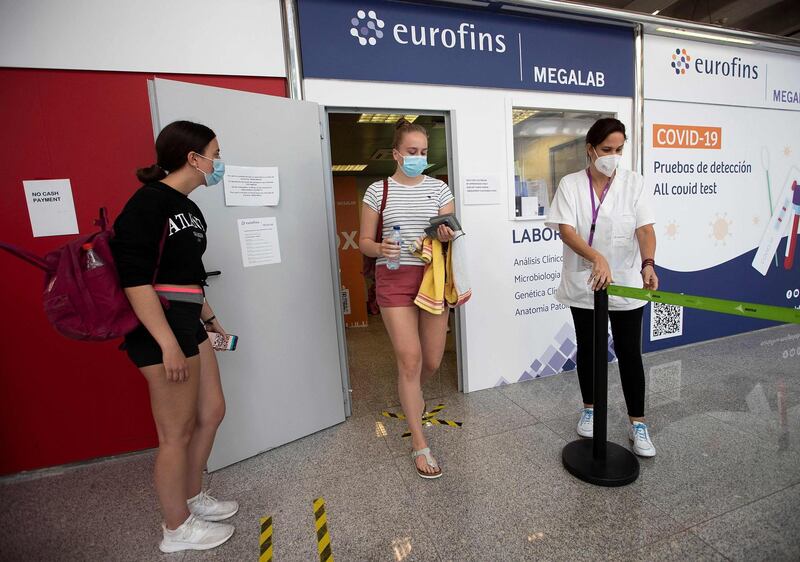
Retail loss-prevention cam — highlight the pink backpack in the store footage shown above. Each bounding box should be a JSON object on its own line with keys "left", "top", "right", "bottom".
{"left": 0, "top": 208, "right": 158, "bottom": 341}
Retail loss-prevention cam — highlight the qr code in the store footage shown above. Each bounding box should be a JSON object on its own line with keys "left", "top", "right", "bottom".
{"left": 341, "top": 288, "right": 351, "bottom": 315}
{"left": 650, "top": 302, "right": 683, "bottom": 341}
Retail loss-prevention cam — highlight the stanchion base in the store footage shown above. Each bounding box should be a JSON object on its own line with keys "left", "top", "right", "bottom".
{"left": 562, "top": 439, "right": 640, "bottom": 487}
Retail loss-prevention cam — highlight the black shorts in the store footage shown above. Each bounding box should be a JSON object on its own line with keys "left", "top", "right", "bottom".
{"left": 124, "top": 301, "right": 209, "bottom": 368}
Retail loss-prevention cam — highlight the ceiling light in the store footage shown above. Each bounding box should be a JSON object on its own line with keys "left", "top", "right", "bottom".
{"left": 656, "top": 27, "right": 756, "bottom": 45}
{"left": 358, "top": 113, "right": 419, "bottom": 124}
{"left": 512, "top": 109, "right": 539, "bottom": 125}
{"left": 652, "top": 10, "right": 660, "bottom": 15}
{"left": 515, "top": 117, "right": 593, "bottom": 138}
{"left": 332, "top": 164, "right": 368, "bottom": 172}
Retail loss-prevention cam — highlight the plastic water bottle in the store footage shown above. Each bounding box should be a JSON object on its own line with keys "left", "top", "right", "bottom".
{"left": 386, "top": 226, "right": 402, "bottom": 270}
{"left": 82, "top": 243, "right": 104, "bottom": 270}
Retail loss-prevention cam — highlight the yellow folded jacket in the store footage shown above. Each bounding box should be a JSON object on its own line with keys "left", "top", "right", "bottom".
{"left": 412, "top": 237, "right": 472, "bottom": 315}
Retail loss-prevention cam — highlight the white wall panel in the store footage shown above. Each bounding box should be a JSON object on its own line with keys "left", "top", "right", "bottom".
{"left": 0, "top": 0, "right": 286, "bottom": 76}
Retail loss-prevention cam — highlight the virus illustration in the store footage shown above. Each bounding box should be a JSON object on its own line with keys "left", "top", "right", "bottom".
{"left": 665, "top": 220, "right": 679, "bottom": 240}
{"left": 709, "top": 213, "right": 733, "bottom": 245}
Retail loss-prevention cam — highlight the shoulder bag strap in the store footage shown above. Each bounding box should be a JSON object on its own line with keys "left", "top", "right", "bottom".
{"left": 376, "top": 178, "right": 389, "bottom": 244}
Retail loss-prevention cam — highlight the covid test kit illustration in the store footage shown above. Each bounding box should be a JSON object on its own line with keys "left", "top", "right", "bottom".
{"left": 784, "top": 179, "right": 800, "bottom": 270}
{"left": 752, "top": 166, "right": 800, "bottom": 276}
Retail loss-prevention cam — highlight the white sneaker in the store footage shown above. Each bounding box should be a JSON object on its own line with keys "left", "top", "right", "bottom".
{"left": 159, "top": 514, "right": 235, "bottom": 553}
{"left": 576, "top": 408, "right": 594, "bottom": 438}
{"left": 629, "top": 422, "right": 657, "bottom": 457}
{"left": 188, "top": 491, "right": 239, "bottom": 521}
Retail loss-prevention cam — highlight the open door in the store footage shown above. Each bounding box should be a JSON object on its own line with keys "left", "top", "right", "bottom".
{"left": 149, "top": 78, "right": 346, "bottom": 471}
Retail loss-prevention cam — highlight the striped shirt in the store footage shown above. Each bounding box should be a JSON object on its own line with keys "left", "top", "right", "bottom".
{"left": 364, "top": 176, "right": 454, "bottom": 266}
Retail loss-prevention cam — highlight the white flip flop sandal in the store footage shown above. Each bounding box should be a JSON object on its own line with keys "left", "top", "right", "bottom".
{"left": 412, "top": 447, "right": 442, "bottom": 479}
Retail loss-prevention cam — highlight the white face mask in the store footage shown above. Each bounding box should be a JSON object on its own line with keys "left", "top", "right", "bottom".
{"left": 592, "top": 147, "right": 621, "bottom": 177}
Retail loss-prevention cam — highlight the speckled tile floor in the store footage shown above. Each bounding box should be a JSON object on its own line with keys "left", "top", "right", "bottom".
{"left": 2, "top": 318, "right": 799, "bottom": 561}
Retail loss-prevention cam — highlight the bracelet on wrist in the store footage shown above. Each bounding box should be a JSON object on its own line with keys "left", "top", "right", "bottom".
{"left": 641, "top": 259, "right": 655, "bottom": 272}
{"left": 203, "top": 315, "right": 216, "bottom": 326}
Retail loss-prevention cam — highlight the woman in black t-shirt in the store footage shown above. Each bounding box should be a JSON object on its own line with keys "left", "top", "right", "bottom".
{"left": 111, "top": 121, "right": 237, "bottom": 554}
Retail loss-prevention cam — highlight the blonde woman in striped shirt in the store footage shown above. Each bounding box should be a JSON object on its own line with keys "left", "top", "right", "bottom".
{"left": 359, "top": 119, "right": 455, "bottom": 479}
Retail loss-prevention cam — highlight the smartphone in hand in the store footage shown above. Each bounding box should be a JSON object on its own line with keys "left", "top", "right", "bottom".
{"left": 209, "top": 332, "right": 238, "bottom": 351}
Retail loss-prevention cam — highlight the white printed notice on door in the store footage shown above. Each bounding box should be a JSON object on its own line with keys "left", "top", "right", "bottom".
{"left": 224, "top": 166, "right": 280, "bottom": 206}
{"left": 237, "top": 217, "right": 282, "bottom": 267}
{"left": 22, "top": 179, "right": 79, "bottom": 237}
{"left": 463, "top": 175, "right": 501, "bottom": 205}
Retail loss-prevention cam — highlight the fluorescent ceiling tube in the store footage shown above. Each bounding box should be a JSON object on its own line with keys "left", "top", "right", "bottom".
{"left": 656, "top": 27, "right": 756, "bottom": 45}
{"left": 332, "top": 164, "right": 368, "bottom": 172}
{"left": 358, "top": 114, "right": 419, "bottom": 124}
{"left": 512, "top": 109, "right": 539, "bottom": 125}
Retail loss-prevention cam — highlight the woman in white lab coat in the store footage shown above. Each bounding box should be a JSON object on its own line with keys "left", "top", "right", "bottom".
{"left": 546, "top": 117, "right": 658, "bottom": 457}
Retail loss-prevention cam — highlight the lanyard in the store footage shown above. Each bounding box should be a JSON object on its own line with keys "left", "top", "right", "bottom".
{"left": 586, "top": 168, "right": 612, "bottom": 247}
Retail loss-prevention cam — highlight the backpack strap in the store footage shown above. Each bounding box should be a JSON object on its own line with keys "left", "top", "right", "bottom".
{"left": 0, "top": 242, "right": 50, "bottom": 272}
{"left": 376, "top": 178, "right": 389, "bottom": 244}
{"left": 98, "top": 206, "right": 167, "bottom": 285}
{"left": 151, "top": 222, "right": 170, "bottom": 285}
{"left": 93, "top": 207, "right": 109, "bottom": 231}
{"left": 150, "top": 222, "right": 173, "bottom": 309}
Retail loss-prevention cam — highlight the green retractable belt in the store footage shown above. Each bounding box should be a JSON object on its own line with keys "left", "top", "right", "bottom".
{"left": 607, "top": 285, "right": 800, "bottom": 325}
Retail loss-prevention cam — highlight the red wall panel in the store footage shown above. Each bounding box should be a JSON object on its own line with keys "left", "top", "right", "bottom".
{"left": 0, "top": 68, "right": 286, "bottom": 474}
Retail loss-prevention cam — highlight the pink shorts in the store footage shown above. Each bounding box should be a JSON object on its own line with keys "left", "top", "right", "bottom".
{"left": 375, "top": 264, "right": 425, "bottom": 308}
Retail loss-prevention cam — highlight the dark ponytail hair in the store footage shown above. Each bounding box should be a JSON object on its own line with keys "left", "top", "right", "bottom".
{"left": 136, "top": 120, "right": 216, "bottom": 183}
{"left": 136, "top": 163, "right": 167, "bottom": 183}
{"left": 585, "top": 117, "right": 627, "bottom": 150}
{"left": 393, "top": 118, "right": 428, "bottom": 149}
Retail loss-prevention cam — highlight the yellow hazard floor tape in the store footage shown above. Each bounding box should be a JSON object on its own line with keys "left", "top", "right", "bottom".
{"left": 381, "top": 403, "right": 446, "bottom": 421}
{"left": 401, "top": 417, "right": 463, "bottom": 438}
{"left": 313, "top": 497, "right": 334, "bottom": 562}
{"left": 379, "top": 402, "right": 463, "bottom": 438}
{"left": 259, "top": 516, "right": 273, "bottom": 562}
{"left": 424, "top": 418, "right": 463, "bottom": 429}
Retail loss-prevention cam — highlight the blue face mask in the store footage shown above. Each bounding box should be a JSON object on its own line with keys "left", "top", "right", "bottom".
{"left": 195, "top": 153, "right": 225, "bottom": 186}
{"left": 400, "top": 154, "right": 428, "bottom": 178}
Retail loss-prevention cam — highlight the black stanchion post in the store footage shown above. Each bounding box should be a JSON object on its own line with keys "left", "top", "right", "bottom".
{"left": 561, "top": 288, "right": 640, "bottom": 487}
{"left": 592, "top": 288, "right": 608, "bottom": 460}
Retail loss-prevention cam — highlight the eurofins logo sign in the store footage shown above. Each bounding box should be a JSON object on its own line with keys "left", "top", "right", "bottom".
{"left": 350, "top": 10, "right": 386, "bottom": 46}
{"left": 350, "top": 9, "right": 507, "bottom": 53}
{"left": 670, "top": 48, "right": 691, "bottom": 75}
{"left": 298, "top": 0, "right": 635, "bottom": 97}
{"left": 347, "top": 9, "right": 607, "bottom": 89}
{"left": 670, "top": 46, "right": 759, "bottom": 80}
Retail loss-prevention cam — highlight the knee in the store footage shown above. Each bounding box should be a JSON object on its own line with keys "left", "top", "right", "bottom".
{"left": 396, "top": 353, "right": 422, "bottom": 380}
{"left": 159, "top": 418, "right": 196, "bottom": 449}
{"left": 614, "top": 344, "right": 642, "bottom": 364}
{"left": 422, "top": 357, "right": 441, "bottom": 375}
{"left": 200, "top": 399, "right": 226, "bottom": 430}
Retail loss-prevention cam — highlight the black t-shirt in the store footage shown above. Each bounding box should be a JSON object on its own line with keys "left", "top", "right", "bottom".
{"left": 111, "top": 182, "right": 208, "bottom": 288}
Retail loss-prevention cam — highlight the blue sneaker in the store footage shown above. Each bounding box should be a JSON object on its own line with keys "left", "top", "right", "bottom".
{"left": 576, "top": 408, "right": 594, "bottom": 438}
{"left": 629, "top": 422, "right": 656, "bottom": 457}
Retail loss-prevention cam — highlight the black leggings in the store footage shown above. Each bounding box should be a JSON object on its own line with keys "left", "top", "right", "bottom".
{"left": 570, "top": 306, "right": 645, "bottom": 418}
